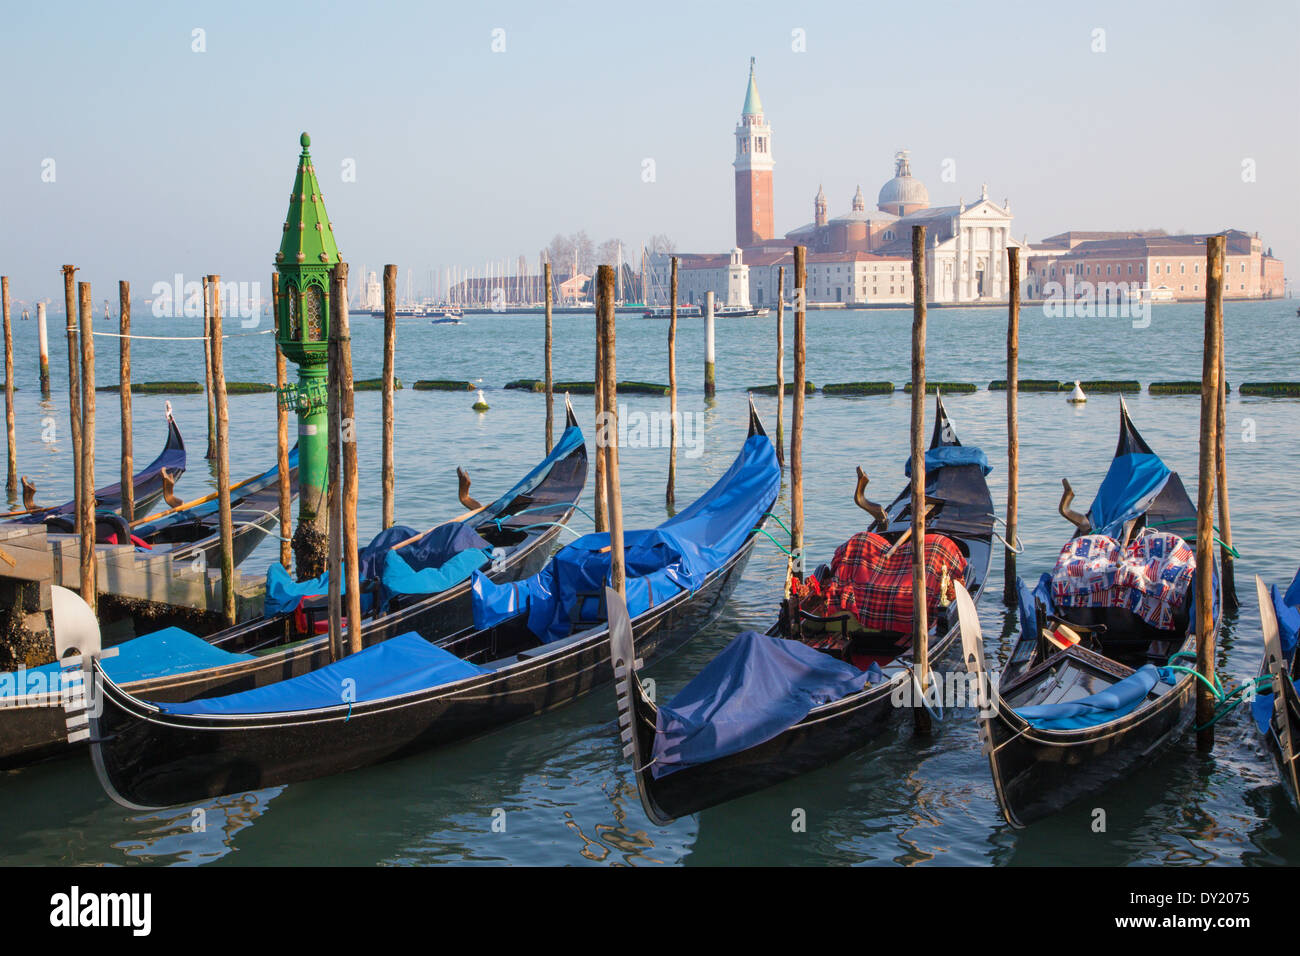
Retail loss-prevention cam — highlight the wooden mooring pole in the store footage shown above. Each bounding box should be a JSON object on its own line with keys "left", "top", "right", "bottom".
{"left": 910, "top": 225, "right": 931, "bottom": 736}
{"left": 118, "top": 281, "right": 133, "bottom": 522}
{"left": 704, "top": 290, "right": 716, "bottom": 399}
{"left": 593, "top": 302, "right": 608, "bottom": 533}
{"left": 77, "top": 281, "right": 95, "bottom": 615}
{"left": 1195, "top": 235, "right": 1225, "bottom": 753}
{"left": 62, "top": 265, "right": 82, "bottom": 534}
{"left": 207, "top": 276, "right": 235, "bottom": 627}
{"left": 791, "top": 247, "right": 806, "bottom": 577}
{"left": 37, "top": 301, "right": 50, "bottom": 396}
{"left": 1215, "top": 289, "right": 1237, "bottom": 613}
{"left": 544, "top": 261, "right": 554, "bottom": 454}
{"left": 381, "top": 264, "right": 397, "bottom": 530}
{"left": 336, "top": 263, "right": 362, "bottom": 654}
{"left": 775, "top": 266, "right": 785, "bottom": 468}
{"left": 2, "top": 276, "right": 15, "bottom": 501}
{"left": 1004, "top": 248, "right": 1020, "bottom": 604}
{"left": 666, "top": 256, "right": 678, "bottom": 508}
{"left": 598, "top": 265, "right": 625, "bottom": 598}
{"left": 273, "top": 274, "right": 291, "bottom": 570}
{"left": 202, "top": 276, "right": 216, "bottom": 461}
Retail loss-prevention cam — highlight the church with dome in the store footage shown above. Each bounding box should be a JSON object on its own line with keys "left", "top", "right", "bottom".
{"left": 654, "top": 61, "right": 1025, "bottom": 308}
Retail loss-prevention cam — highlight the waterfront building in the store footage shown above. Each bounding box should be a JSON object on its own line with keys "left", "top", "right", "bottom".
{"left": 1024, "top": 229, "right": 1286, "bottom": 302}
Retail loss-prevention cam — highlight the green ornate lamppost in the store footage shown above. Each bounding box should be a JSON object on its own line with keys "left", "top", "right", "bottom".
{"left": 275, "top": 132, "right": 339, "bottom": 578}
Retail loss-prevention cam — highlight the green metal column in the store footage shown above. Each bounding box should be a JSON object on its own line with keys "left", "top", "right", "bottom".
{"left": 274, "top": 132, "right": 342, "bottom": 579}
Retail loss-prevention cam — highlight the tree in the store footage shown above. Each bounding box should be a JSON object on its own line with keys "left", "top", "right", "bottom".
{"left": 648, "top": 234, "right": 677, "bottom": 255}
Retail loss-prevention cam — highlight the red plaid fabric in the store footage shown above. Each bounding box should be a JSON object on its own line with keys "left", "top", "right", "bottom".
{"left": 823, "top": 532, "right": 968, "bottom": 635}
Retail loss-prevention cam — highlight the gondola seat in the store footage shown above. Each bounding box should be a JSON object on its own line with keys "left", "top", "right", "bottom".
{"left": 1050, "top": 530, "right": 1196, "bottom": 633}
{"left": 820, "top": 531, "right": 966, "bottom": 637}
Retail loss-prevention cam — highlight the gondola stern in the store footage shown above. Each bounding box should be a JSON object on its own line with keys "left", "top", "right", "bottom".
{"left": 1257, "top": 575, "right": 1298, "bottom": 775}
{"left": 929, "top": 392, "right": 961, "bottom": 449}
{"left": 604, "top": 586, "right": 675, "bottom": 826}
{"left": 564, "top": 392, "right": 578, "bottom": 429}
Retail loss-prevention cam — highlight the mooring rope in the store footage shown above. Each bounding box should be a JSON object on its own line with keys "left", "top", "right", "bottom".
{"left": 1163, "top": 650, "right": 1271, "bottom": 730}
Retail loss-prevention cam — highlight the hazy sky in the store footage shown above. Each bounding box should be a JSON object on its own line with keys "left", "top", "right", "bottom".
{"left": 2, "top": 0, "right": 1296, "bottom": 307}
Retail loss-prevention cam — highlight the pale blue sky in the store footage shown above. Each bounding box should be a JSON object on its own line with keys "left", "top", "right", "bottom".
{"left": 1, "top": 0, "right": 1296, "bottom": 306}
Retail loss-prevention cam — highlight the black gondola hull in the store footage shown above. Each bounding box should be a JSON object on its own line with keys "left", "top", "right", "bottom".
{"left": 1257, "top": 659, "right": 1300, "bottom": 813}
{"left": 91, "top": 531, "right": 761, "bottom": 808}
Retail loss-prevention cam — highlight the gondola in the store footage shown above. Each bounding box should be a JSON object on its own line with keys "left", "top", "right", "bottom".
{"left": 1, "top": 406, "right": 186, "bottom": 524}
{"left": 1, "top": 402, "right": 586, "bottom": 770}
{"left": 86, "top": 401, "right": 778, "bottom": 808}
{"left": 128, "top": 445, "right": 300, "bottom": 569}
{"left": 609, "top": 394, "right": 994, "bottom": 823}
{"left": 1254, "top": 571, "right": 1300, "bottom": 811}
{"left": 958, "top": 400, "right": 1217, "bottom": 828}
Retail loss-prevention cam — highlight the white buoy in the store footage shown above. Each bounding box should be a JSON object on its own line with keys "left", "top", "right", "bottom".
{"left": 1068, "top": 380, "right": 1087, "bottom": 404}
{"left": 472, "top": 388, "right": 490, "bottom": 412}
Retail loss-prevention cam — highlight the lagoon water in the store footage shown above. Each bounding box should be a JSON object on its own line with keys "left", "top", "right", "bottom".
{"left": 2, "top": 298, "right": 1299, "bottom": 866}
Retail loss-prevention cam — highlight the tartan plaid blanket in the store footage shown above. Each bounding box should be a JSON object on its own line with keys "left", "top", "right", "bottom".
{"left": 1050, "top": 529, "right": 1196, "bottom": 631}
{"left": 823, "top": 532, "right": 967, "bottom": 635}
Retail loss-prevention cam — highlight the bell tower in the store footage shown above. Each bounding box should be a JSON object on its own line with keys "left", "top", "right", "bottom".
{"left": 733, "top": 58, "right": 774, "bottom": 248}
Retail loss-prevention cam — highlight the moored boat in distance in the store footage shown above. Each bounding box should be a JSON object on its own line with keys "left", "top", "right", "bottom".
{"left": 713, "top": 305, "right": 770, "bottom": 317}
{"left": 85, "top": 401, "right": 778, "bottom": 808}
{"left": 960, "top": 400, "right": 1215, "bottom": 828}
{"left": 642, "top": 305, "right": 702, "bottom": 319}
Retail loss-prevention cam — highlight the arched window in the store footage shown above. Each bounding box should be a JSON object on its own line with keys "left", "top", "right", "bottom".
{"left": 285, "top": 282, "right": 301, "bottom": 340}
{"left": 305, "top": 283, "right": 325, "bottom": 341}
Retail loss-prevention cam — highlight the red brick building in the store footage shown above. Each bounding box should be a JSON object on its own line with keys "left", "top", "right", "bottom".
{"left": 733, "top": 58, "right": 774, "bottom": 248}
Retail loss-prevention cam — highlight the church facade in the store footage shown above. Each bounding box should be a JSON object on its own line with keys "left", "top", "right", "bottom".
{"left": 655, "top": 62, "right": 1023, "bottom": 307}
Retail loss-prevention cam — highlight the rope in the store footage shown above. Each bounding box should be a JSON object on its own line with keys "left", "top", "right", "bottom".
{"left": 755, "top": 527, "right": 793, "bottom": 555}
{"left": 1162, "top": 658, "right": 1271, "bottom": 730}
{"left": 89, "top": 329, "right": 275, "bottom": 341}
{"left": 762, "top": 512, "right": 792, "bottom": 537}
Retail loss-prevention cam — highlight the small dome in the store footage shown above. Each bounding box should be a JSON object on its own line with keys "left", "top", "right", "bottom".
{"left": 877, "top": 149, "right": 929, "bottom": 211}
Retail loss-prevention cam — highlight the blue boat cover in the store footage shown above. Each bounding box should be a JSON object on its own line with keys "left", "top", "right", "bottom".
{"left": 1, "top": 627, "right": 253, "bottom": 700}
{"left": 1014, "top": 663, "right": 1172, "bottom": 730}
{"left": 904, "top": 445, "right": 992, "bottom": 478}
{"left": 381, "top": 546, "right": 490, "bottom": 598}
{"left": 158, "top": 632, "right": 486, "bottom": 716}
{"left": 1016, "top": 573, "right": 1055, "bottom": 643}
{"left": 1087, "top": 452, "right": 1171, "bottom": 539}
{"left": 1252, "top": 576, "right": 1300, "bottom": 735}
{"left": 650, "top": 631, "right": 882, "bottom": 778}
{"left": 472, "top": 432, "right": 779, "bottom": 641}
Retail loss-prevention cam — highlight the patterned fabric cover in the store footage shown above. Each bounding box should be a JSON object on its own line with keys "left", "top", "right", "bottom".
{"left": 823, "top": 532, "right": 967, "bottom": 635}
{"left": 1050, "top": 529, "right": 1195, "bottom": 631}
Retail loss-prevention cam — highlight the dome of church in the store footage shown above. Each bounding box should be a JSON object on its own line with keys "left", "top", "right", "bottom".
{"left": 877, "top": 150, "right": 929, "bottom": 212}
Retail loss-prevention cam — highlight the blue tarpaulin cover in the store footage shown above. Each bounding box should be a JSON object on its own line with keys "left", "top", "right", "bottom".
{"left": 904, "top": 445, "right": 992, "bottom": 478}
{"left": 1016, "top": 573, "right": 1055, "bottom": 645}
{"left": 650, "top": 631, "right": 882, "bottom": 778}
{"left": 472, "top": 432, "right": 779, "bottom": 641}
{"left": 158, "top": 632, "right": 486, "bottom": 716}
{"left": 2, "top": 627, "right": 252, "bottom": 698}
{"left": 1252, "top": 571, "right": 1300, "bottom": 734}
{"left": 263, "top": 523, "right": 424, "bottom": 617}
{"left": 1014, "top": 663, "right": 1171, "bottom": 730}
{"left": 381, "top": 547, "right": 491, "bottom": 599}
{"left": 1087, "top": 452, "right": 1171, "bottom": 539}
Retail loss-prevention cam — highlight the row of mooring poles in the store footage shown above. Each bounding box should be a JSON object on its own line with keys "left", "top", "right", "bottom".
{"left": 205, "top": 276, "right": 235, "bottom": 627}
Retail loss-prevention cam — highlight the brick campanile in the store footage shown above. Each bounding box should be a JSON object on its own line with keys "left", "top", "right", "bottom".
{"left": 733, "top": 58, "right": 774, "bottom": 247}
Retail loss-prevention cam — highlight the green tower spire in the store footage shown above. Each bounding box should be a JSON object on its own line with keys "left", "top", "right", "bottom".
{"left": 275, "top": 132, "right": 339, "bottom": 577}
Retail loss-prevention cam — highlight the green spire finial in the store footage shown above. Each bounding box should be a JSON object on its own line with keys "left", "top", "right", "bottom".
{"left": 300, "top": 131, "right": 311, "bottom": 148}
{"left": 742, "top": 58, "right": 762, "bottom": 116}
